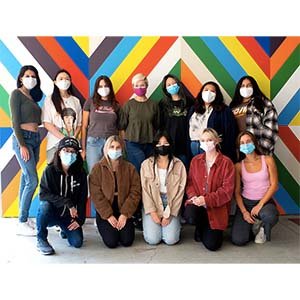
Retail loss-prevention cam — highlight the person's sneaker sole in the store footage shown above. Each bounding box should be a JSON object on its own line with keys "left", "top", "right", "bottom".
{"left": 37, "top": 246, "right": 55, "bottom": 255}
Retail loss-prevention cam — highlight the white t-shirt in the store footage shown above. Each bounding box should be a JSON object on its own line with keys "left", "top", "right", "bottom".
{"left": 158, "top": 168, "right": 167, "bottom": 194}
{"left": 42, "top": 95, "right": 82, "bottom": 150}
{"left": 189, "top": 107, "right": 213, "bottom": 141}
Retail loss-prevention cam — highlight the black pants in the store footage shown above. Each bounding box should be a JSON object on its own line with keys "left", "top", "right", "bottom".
{"left": 96, "top": 212, "right": 135, "bottom": 249}
{"left": 184, "top": 205, "right": 223, "bottom": 251}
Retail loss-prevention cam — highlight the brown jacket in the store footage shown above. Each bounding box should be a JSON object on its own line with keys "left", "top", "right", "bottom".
{"left": 89, "top": 157, "right": 141, "bottom": 220}
{"left": 140, "top": 156, "right": 187, "bottom": 218}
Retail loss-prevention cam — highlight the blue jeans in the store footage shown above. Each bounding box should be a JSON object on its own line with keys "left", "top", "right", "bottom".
{"left": 142, "top": 194, "right": 181, "bottom": 245}
{"left": 190, "top": 141, "right": 204, "bottom": 157}
{"left": 86, "top": 136, "right": 106, "bottom": 173}
{"left": 125, "top": 140, "right": 153, "bottom": 173}
{"left": 37, "top": 201, "right": 83, "bottom": 248}
{"left": 12, "top": 130, "right": 40, "bottom": 223}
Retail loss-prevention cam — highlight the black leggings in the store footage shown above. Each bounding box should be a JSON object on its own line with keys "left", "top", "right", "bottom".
{"left": 96, "top": 213, "right": 135, "bottom": 249}
{"left": 184, "top": 205, "right": 223, "bottom": 251}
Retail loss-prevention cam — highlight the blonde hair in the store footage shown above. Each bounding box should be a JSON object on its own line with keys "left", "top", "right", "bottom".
{"left": 201, "top": 128, "right": 222, "bottom": 150}
{"left": 131, "top": 73, "right": 148, "bottom": 87}
{"left": 103, "top": 135, "right": 124, "bottom": 161}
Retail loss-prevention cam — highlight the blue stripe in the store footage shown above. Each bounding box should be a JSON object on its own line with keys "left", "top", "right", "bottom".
{"left": 275, "top": 184, "right": 300, "bottom": 214}
{"left": 55, "top": 37, "right": 89, "bottom": 77}
{"left": 201, "top": 37, "right": 246, "bottom": 82}
{"left": 90, "top": 36, "right": 141, "bottom": 95}
{"left": 0, "top": 40, "right": 22, "bottom": 78}
{"left": 0, "top": 128, "right": 13, "bottom": 148}
{"left": 278, "top": 89, "right": 300, "bottom": 125}
{"left": 255, "top": 37, "right": 270, "bottom": 56}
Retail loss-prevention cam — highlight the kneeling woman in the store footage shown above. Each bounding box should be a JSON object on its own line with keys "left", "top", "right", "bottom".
{"left": 37, "top": 137, "right": 88, "bottom": 255}
{"left": 184, "top": 128, "right": 235, "bottom": 251}
{"left": 140, "top": 131, "right": 187, "bottom": 245}
{"left": 231, "top": 131, "right": 279, "bottom": 246}
{"left": 89, "top": 135, "right": 141, "bottom": 248}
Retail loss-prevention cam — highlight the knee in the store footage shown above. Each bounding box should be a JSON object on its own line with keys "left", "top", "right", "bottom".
{"left": 163, "top": 235, "right": 180, "bottom": 246}
{"left": 144, "top": 234, "right": 161, "bottom": 245}
{"left": 69, "top": 236, "right": 83, "bottom": 248}
{"left": 38, "top": 201, "right": 52, "bottom": 215}
{"left": 261, "top": 212, "right": 279, "bottom": 225}
{"left": 27, "top": 175, "right": 38, "bottom": 190}
{"left": 202, "top": 239, "right": 223, "bottom": 251}
{"left": 102, "top": 236, "right": 119, "bottom": 249}
{"left": 231, "top": 236, "right": 249, "bottom": 247}
{"left": 120, "top": 238, "right": 134, "bottom": 247}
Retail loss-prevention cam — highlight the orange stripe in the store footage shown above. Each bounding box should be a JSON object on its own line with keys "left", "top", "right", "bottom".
{"left": 270, "top": 36, "right": 300, "bottom": 79}
{"left": 115, "top": 37, "right": 177, "bottom": 104}
{"left": 36, "top": 37, "right": 89, "bottom": 98}
{"left": 181, "top": 60, "right": 202, "bottom": 97}
{"left": 237, "top": 37, "right": 270, "bottom": 78}
{"left": 2, "top": 169, "right": 20, "bottom": 214}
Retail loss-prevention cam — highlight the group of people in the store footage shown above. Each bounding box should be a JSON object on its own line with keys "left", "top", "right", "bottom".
{"left": 9, "top": 65, "right": 279, "bottom": 255}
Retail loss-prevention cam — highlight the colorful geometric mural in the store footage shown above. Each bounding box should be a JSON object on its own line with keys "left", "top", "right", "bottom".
{"left": 0, "top": 36, "right": 299, "bottom": 217}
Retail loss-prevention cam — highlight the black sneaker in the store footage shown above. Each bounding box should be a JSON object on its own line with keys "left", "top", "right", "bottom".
{"left": 60, "top": 230, "right": 67, "bottom": 239}
{"left": 194, "top": 227, "right": 202, "bottom": 242}
{"left": 37, "top": 239, "right": 55, "bottom": 255}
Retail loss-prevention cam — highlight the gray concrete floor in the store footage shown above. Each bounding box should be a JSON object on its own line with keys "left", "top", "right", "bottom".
{"left": 1, "top": 216, "right": 299, "bottom": 264}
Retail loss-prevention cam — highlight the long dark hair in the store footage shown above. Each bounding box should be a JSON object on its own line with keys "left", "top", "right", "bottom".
{"left": 51, "top": 69, "right": 74, "bottom": 116}
{"left": 194, "top": 81, "right": 225, "bottom": 114}
{"left": 230, "top": 75, "right": 267, "bottom": 113}
{"left": 17, "top": 65, "right": 43, "bottom": 102}
{"left": 92, "top": 75, "right": 119, "bottom": 111}
{"left": 161, "top": 74, "right": 194, "bottom": 114}
{"left": 236, "top": 130, "right": 263, "bottom": 161}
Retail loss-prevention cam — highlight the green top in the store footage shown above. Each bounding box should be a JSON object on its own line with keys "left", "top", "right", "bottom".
{"left": 119, "top": 98, "right": 160, "bottom": 144}
{"left": 9, "top": 89, "right": 42, "bottom": 146}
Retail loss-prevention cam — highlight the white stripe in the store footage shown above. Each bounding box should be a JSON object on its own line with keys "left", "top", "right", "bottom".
{"left": 90, "top": 36, "right": 105, "bottom": 56}
{"left": 0, "top": 136, "right": 14, "bottom": 172}
{"left": 272, "top": 66, "right": 300, "bottom": 114}
{"left": 0, "top": 62, "right": 17, "bottom": 93}
{"left": 181, "top": 37, "right": 231, "bottom": 104}
{"left": 274, "top": 137, "right": 300, "bottom": 185}
{"left": 289, "top": 126, "right": 300, "bottom": 140}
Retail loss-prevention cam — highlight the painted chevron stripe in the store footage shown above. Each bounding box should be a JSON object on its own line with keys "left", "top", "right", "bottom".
{"left": 278, "top": 89, "right": 300, "bottom": 125}
{"left": 278, "top": 126, "right": 300, "bottom": 162}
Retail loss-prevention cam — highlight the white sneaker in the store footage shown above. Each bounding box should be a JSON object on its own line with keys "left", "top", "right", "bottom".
{"left": 16, "top": 222, "right": 37, "bottom": 236}
{"left": 27, "top": 218, "right": 36, "bottom": 230}
{"left": 255, "top": 226, "right": 266, "bottom": 244}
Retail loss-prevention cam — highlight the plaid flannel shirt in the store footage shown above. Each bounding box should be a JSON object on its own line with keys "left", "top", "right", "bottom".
{"left": 246, "top": 97, "right": 278, "bottom": 155}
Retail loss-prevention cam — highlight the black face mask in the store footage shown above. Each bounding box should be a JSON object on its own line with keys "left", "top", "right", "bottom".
{"left": 155, "top": 145, "right": 171, "bottom": 156}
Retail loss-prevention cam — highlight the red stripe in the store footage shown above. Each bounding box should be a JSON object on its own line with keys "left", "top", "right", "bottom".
{"left": 279, "top": 126, "right": 300, "bottom": 162}
{"left": 115, "top": 37, "right": 178, "bottom": 104}
{"left": 237, "top": 37, "right": 270, "bottom": 78}
{"left": 36, "top": 37, "right": 88, "bottom": 99}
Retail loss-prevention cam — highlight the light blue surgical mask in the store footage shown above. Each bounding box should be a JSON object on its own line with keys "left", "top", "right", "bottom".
{"left": 240, "top": 143, "right": 255, "bottom": 155}
{"left": 166, "top": 83, "right": 180, "bottom": 95}
{"left": 60, "top": 151, "right": 77, "bottom": 166}
{"left": 108, "top": 149, "right": 122, "bottom": 160}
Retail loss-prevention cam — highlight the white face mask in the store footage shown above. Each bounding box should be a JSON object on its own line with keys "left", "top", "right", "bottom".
{"left": 240, "top": 87, "right": 253, "bottom": 98}
{"left": 200, "top": 141, "right": 215, "bottom": 152}
{"left": 22, "top": 77, "right": 37, "bottom": 90}
{"left": 98, "top": 87, "right": 110, "bottom": 97}
{"left": 56, "top": 79, "right": 71, "bottom": 91}
{"left": 202, "top": 90, "right": 216, "bottom": 103}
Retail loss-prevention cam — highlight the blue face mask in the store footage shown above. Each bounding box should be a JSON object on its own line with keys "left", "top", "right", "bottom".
{"left": 60, "top": 151, "right": 77, "bottom": 166}
{"left": 240, "top": 143, "right": 255, "bottom": 155}
{"left": 108, "top": 149, "right": 122, "bottom": 160}
{"left": 166, "top": 83, "right": 180, "bottom": 95}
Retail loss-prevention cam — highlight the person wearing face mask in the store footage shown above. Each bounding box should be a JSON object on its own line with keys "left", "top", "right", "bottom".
{"left": 140, "top": 131, "right": 187, "bottom": 245}
{"left": 188, "top": 81, "right": 237, "bottom": 162}
{"left": 159, "top": 74, "right": 194, "bottom": 169}
{"left": 9, "top": 65, "right": 43, "bottom": 236}
{"left": 36, "top": 137, "right": 88, "bottom": 255}
{"left": 184, "top": 128, "right": 235, "bottom": 251}
{"left": 42, "top": 69, "right": 82, "bottom": 163}
{"left": 231, "top": 131, "right": 279, "bottom": 246}
{"left": 230, "top": 75, "right": 278, "bottom": 155}
{"left": 89, "top": 136, "right": 141, "bottom": 248}
{"left": 81, "top": 75, "right": 120, "bottom": 173}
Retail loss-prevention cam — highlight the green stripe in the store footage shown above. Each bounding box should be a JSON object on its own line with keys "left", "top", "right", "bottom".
{"left": 0, "top": 85, "right": 10, "bottom": 116}
{"left": 183, "top": 37, "right": 236, "bottom": 97}
{"left": 149, "top": 59, "right": 181, "bottom": 103}
{"left": 274, "top": 155, "right": 300, "bottom": 206}
{"left": 271, "top": 45, "right": 300, "bottom": 99}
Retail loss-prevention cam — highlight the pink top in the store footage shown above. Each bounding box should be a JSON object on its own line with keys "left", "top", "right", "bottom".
{"left": 241, "top": 155, "right": 270, "bottom": 200}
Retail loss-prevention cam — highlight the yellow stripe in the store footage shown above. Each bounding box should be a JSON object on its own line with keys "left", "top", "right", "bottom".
{"left": 111, "top": 36, "right": 160, "bottom": 92}
{"left": 220, "top": 37, "right": 270, "bottom": 98}
{"left": 0, "top": 108, "right": 11, "bottom": 127}
{"left": 290, "top": 111, "right": 300, "bottom": 126}
{"left": 73, "top": 36, "right": 89, "bottom": 56}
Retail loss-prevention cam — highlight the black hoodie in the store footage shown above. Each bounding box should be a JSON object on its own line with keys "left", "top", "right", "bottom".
{"left": 39, "top": 163, "right": 88, "bottom": 226}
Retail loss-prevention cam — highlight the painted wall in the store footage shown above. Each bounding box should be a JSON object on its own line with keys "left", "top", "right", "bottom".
{"left": 0, "top": 36, "right": 299, "bottom": 217}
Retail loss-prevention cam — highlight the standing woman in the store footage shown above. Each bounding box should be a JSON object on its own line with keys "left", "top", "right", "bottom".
{"left": 231, "top": 131, "right": 279, "bottom": 246}
{"left": 184, "top": 128, "right": 235, "bottom": 251}
{"left": 159, "top": 74, "right": 194, "bottom": 168}
{"left": 230, "top": 75, "right": 278, "bottom": 155}
{"left": 81, "top": 75, "right": 120, "bottom": 173}
{"left": 89, "top": 136, "right": 141, "bottom": 248}
{"left": 140, "top": 130, "right": 187, "bottom": 245}
{"left": 42, "top": 69, "right": 82, "bottom": 163}
{"left": 10, "top": 65, "right": 43, "bottom": 235}
{"left": 189, "top": 81, "right": 237, "bottom": 162}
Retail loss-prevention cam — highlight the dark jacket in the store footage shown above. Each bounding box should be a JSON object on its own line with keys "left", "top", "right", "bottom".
{"left": 39, "top": 164, "right": 88, "bottom": 226}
